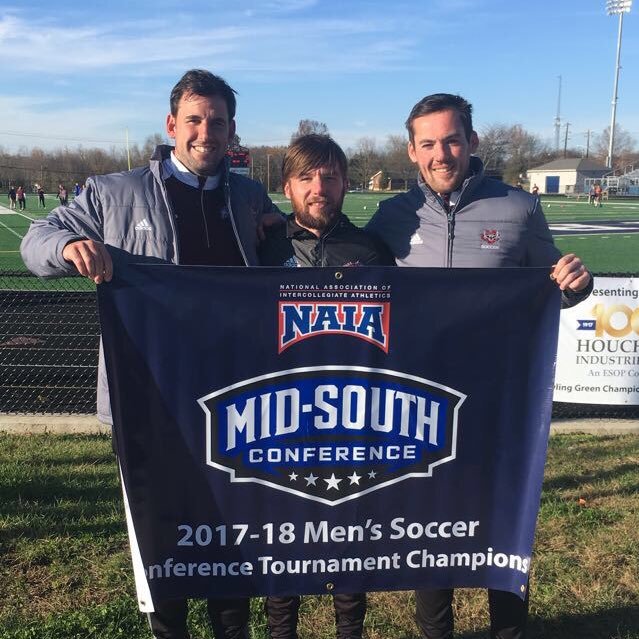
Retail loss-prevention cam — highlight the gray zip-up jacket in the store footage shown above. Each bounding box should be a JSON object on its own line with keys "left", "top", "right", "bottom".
{"left": 366, "top": 156, "right": 591, "bottom": 305}
{"left": 20, "top": 144, "right": 278, "bottom": 422}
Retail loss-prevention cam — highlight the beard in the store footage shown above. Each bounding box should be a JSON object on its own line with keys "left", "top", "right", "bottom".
{"left": 295, "top": 206, "right": 337, "bottom": 232}
{"left": 292, "top": 196, "right": 344, "bottom": 234}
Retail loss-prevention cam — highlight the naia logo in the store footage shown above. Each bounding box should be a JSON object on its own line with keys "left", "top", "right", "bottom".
{"left": 278, "top": 302, "right": 390, "bottom": 353}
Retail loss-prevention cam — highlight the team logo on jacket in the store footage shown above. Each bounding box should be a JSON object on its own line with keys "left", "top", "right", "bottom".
{"left": 480, "top": 229, "right": 500, "bottom": 250}
{"left": 198, "top": 366, "right": 466, "bottom": 505}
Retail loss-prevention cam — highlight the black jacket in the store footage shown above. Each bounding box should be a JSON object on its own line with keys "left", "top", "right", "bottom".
{"left": 259, "top": 213, "right": 394, "bottom": 267}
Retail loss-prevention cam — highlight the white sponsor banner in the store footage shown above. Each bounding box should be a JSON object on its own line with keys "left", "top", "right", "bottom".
{"left": 554, "top": 277, "right": 639, "bottom": 405}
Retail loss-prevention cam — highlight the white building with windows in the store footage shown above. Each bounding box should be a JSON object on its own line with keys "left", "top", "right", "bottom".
{"left": 527, "top": 158, "right": 608, "bottom": 194}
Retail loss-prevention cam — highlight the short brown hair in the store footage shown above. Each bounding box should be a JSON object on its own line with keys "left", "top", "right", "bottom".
{"left": 282, "top": 134, "right": 348, "bottom": 185}
{"left": 405, "top": 93, "right": 473, "bottom": 143}
{"left": 169, "top": 69, "right": 237, "bottom": 119}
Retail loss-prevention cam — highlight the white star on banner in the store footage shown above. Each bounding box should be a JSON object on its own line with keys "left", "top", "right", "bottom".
{"left": 348, "top": 472, "right": 362, "bottom": 485}
{"left": 324, "top": 474, "right": 342, "bottom": 490}
{"left": 368, "top": 470, "right": 377, "bottom": 479}
{"left": 305, "top": 473, "right": 318, "bottom": 486}
{"left": 288, "top": 472, "right": 298, "bottom": 482}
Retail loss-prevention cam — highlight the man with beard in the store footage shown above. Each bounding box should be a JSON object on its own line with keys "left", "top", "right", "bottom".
{"left": 259, "top": 133, "right": 392, "bottom": 269}
{"left": 259, "top": 134, "right": 392, "bottom": 639}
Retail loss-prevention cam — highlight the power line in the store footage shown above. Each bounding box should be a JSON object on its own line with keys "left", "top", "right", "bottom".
{"left": 0, "top": 130, "right": 138, "bottom": 145}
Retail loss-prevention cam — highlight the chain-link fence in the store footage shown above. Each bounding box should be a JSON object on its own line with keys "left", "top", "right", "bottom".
{"left": 1, "top": 269, "right": 637, "bottom": 417}
{"left": 0, "top": 271, "right": 99, "bottom": 414}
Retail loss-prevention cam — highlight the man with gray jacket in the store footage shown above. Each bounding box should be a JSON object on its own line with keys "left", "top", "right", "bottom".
{"left": 21, "top": 69, "right": 278, "bottom": 639}
{"left": 366, "top": 93, "right": 592, "bottom": 639}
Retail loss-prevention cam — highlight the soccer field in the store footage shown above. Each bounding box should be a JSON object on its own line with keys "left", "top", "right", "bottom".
{"left": 2, "top": 194, "right": 638, "bottom": 275}
{"left": 273, "top": 193, "right": 639, "bottom": 273}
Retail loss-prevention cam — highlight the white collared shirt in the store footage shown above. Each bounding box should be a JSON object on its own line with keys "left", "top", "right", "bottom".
{"left": 162, "top": 152, "right": 221, "bottom": 190}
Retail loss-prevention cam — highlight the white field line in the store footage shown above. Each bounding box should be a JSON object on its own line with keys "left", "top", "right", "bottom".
{"left": 12, "top": 211, "right": 37, "bottom": 222}
{"left": 0, "top": 217, "right": 24, "bottom": 240}
{"left": 0, "top": 204, "right": 36, "bottom": 242}
{"left": 0, "top": 205, "right": 36, "bottom": 222}
{"left": 540, "top": 199, "right": 639, "bottom": 208}
{"left": 553, "top": 231, "right": 639, "bottom": 239}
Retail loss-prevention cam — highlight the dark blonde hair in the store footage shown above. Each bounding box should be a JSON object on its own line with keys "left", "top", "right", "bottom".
{"left": 282, "top": 134, "right": 347, "bottom": 185}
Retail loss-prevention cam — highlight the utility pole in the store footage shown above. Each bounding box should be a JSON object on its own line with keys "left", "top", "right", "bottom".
{"left": 267, "top": 154, "right": 271, "bottom": 193}
{"left": 125, "top": 128, "right": 131, "bottom": 171}
{"left": 554, "top": 75, "right": 562, "bottom": 152}
{"left": 584, "top": 130, "right": 591, "bottom": 157}
{"left": 563, "top": 122, "right": 571, "bottom": 158}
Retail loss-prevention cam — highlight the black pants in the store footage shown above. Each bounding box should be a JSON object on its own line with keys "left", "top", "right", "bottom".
{"left": 415, "top": 588, "right": 529, "bottom": 639}
{"left": 265, "top": 593, "right": 366, "bottom": 639}
{"left": 148, "top": 597, "right": 250, "bottom": 639}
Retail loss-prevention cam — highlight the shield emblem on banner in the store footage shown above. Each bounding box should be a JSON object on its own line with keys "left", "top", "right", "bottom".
{"left": 198, "top": 366, "right": 466, "bottom": 506}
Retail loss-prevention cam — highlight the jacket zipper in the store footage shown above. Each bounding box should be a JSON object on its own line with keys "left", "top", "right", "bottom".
{"left": 224, "top": 162, "right": 250, "bottom": 266}
{"left": 157, "top": 166, "right": 181, "bottom": 265}
{"left": 444, "top": 175, "right": 473, "bottom": 268}
{"left": 446, "top": 210, "right": 455, "bottom": 268}
{"left": 319, "top": 218, "right": 342, "bottom": 266}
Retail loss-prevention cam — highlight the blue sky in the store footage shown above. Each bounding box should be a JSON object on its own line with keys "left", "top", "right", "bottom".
{"left": 1, "top": 0, "right": 637, "bottom": 155}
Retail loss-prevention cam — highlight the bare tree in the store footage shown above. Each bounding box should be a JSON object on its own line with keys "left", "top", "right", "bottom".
{"left": 383, "top": 134, "right": 415, "bottom": 190}
{"left": 592, "top": 125, "right": 638, "bottom": 170}
{"left": 248, "top": 145, "right": 287, "bottom": 192}
{"left": 476, "top": 124, "right": 510, "bottom": 173}
{"left": 347, "top": 137, "right": 381, "bottom": 190}
{"left": 229, "top": 133, "right": 243, "bottom": 150}
{"left": 476, "top": 124, "right": 550, "bottom": 184}
{"left": 290, "top": 119, "right": 329, "bottom": 142}
{"left": 129, "top": 133, "right": 167, "bottom": 168}
{"left": 503, "top": 125, "right": 549, "bottom": 184}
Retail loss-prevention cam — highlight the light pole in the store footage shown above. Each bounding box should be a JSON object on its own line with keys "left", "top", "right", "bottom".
{"left": 125, "top": 127, "right": 131, "bottom": 171}
{"left": 267, "top": 154, "right": 271, "bottom": 193}
{"left": 605, "top": 0, "right": 633, "bottom": 169}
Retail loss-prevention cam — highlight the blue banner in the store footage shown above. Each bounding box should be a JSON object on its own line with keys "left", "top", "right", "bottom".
{"left": 97, "top": 264, "right": 560, "bottom": 610}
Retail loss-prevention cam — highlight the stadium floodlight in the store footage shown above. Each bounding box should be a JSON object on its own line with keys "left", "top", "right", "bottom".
{"left": 605, "top": 0, "right": 633, "bottom": 168}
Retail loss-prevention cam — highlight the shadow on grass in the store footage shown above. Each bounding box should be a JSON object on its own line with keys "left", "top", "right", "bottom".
{"left": 543, "top": 462, "right": 639, "bottom": 494}
{"left": 526, "top": 606, "right": 639, "bottom": 639}
{"left": 0, "top": 470, "right": 123, "bottom": 540}
{"left": 390, "top": 605, "right": 639, "bottom": 639}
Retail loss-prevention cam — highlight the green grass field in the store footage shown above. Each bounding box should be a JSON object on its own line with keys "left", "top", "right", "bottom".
{"left": 0, "top": 195, "right": 62, "bottom": 272}
{"left": 0, "top": 432, "right": 637, "bottom": 638}
{"left": 2, "top": 193, "right": 638, "bottom": 275}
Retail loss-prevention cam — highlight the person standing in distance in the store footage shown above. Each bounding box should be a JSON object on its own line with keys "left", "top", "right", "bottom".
{"left": 8, "top": 185, "right": 17, "bottom": 210}
{"left": 21, "top": 68, "right": 280, "bottom": 639}
{"left": 259, "top": 134, "right": 392, "bottom": 639}
{"left": 37, "top": 185, "right": 46, "bottom": 208}
{"left": 365, "top": 93, "right": 592, "bottom": 639}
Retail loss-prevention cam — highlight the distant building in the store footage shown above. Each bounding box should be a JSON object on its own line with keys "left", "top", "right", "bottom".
{"left": 526, "top": 158, "right": 608, "bottom": 195}
{"left": 368, "top": 171, "right": 417, "bottom": 191}
{"left": 368, "top": 170, "right": 386, "bottom": 191}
